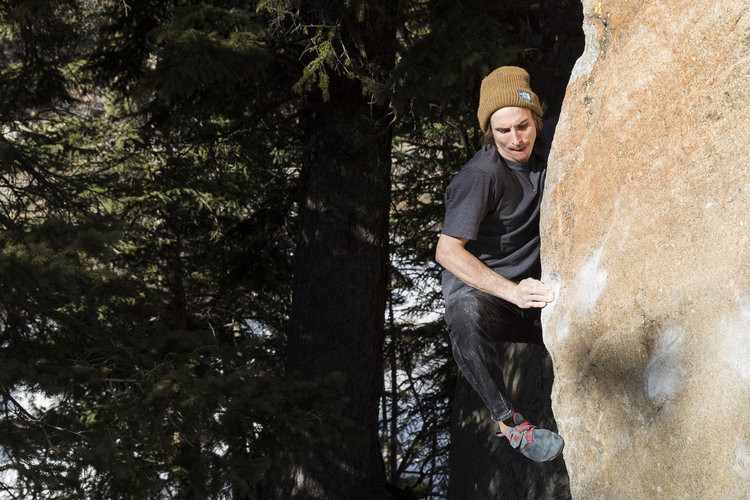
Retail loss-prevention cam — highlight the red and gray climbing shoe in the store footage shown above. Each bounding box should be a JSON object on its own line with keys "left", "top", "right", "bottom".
{"left": 497, "top": 414, "right": 564, "bottom": 462}
{"left": 508, "top": 412, "right": 527, "bottom": 426}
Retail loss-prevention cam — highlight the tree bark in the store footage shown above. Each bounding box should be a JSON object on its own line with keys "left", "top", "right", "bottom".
{"left": 285, "top": 80, "right": 391, "bottom": 498}
{"left": 284, "top": 4, "right": 395, "bottom": 497}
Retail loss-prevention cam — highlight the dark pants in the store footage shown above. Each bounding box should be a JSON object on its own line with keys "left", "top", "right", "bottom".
{"left": 445, "top": 289, "right": 543, "bottom": 422}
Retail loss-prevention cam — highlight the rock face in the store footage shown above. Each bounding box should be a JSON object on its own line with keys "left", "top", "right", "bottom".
{"left": 540, "top": 1, "right": 750, "bottom": 498}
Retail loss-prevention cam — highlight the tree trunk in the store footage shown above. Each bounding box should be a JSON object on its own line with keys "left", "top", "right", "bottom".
{"left": 285, "top": 78, "right": 392, "bottom": 497}
{"left": 284, "top": 6, "right": 395, "bottom": 496}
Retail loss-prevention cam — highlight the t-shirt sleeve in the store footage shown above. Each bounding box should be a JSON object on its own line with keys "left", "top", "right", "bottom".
{"left": 442, "top": 169, "right": 496, "bottom": 240}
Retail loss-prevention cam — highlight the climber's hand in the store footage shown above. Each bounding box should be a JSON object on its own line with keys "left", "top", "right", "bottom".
{"left": 513, "top": 278, "right": 554, "bottom": 309}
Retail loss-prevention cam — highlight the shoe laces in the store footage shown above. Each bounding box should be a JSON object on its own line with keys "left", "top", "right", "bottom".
{"left": 507, "top": 421, "right": 535, "bottom": 445}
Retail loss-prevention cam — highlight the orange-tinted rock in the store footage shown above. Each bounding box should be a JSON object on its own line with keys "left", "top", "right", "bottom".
{"left": 540, "top": 0, "right": 750, "bottom": 497}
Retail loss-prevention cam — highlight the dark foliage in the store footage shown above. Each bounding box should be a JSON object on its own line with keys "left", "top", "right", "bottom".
{"left": 0, "top": 0, "right": 582, "bottom": 497}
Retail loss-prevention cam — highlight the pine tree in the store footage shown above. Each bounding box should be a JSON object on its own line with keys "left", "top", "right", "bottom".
{"left": 0, "top": 1, "right": 348, "bottom": 497}
{"left": 276, "top": 0, "right": 397, "bottom": 497}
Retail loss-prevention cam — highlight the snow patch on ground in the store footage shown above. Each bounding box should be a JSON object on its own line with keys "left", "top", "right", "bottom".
{"left": 10, "top": 386, "right": 57, "bottom": 414}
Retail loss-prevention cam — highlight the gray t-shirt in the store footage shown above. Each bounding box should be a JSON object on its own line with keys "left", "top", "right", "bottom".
{"left": 440, "top": 119, "right": 556, "bottom": 305}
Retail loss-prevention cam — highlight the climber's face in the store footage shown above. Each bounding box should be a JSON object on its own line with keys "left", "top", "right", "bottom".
{"left": 489, "top": 107, "right": 537, "bottom": 163}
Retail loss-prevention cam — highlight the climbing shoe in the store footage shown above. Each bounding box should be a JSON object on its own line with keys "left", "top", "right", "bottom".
{"left": 497, "top": 414, "right": 564, "bottom": 462}
{"left": 508, "top": 412, "right": 527, "bottom": 426}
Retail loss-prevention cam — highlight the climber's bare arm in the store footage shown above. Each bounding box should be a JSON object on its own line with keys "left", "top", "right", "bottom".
{"left": 435, "top": 234, "right": 554, "bottom": 309}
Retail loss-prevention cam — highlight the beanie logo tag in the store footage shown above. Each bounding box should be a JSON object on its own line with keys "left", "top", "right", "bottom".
{"left": 518, "top": 90, "right": 532, "bottom": 103}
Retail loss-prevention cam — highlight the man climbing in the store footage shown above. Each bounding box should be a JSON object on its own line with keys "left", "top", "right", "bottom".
{"left": 435, "top": 66, "right": 564, "bottom": 462}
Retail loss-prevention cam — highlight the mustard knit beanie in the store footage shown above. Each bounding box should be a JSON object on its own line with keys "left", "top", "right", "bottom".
{"left": 477, "top": 66, "right": 543, "bottom": 133}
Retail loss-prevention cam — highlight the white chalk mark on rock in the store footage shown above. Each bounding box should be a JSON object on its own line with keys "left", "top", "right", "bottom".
{"left": 575, "top": 246, "right": 608, "bottom": 312}
{"left": 732, "top": 444, "right": 750, "bottom": 478}
{"left": 643, "top": 326, "right": 685, "bottom": 403}
{"left": 721, "top": 295, "right": 750, "bottom": 380}
{"left": 569, "top": 11, "right": 601, "bottom": 81}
